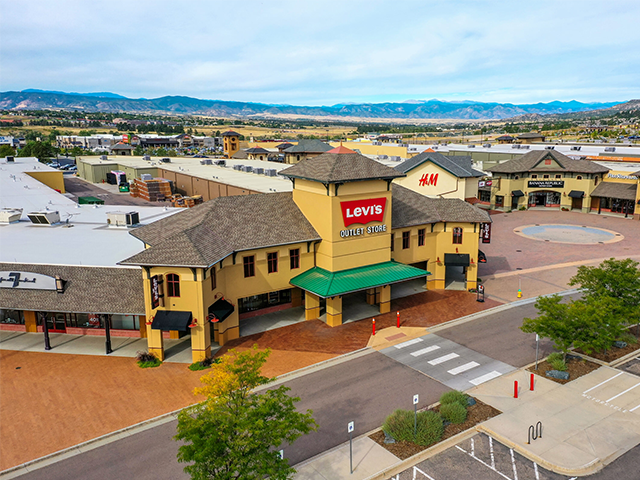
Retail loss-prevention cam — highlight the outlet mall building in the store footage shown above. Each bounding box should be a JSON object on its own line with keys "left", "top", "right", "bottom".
{"left": 1, "top": 150, "right": 490, "bottom": 362}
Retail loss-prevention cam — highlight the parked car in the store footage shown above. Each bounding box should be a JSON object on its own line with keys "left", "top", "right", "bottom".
{"left": 48, "top": 162, "right": 61, "bottom": 169}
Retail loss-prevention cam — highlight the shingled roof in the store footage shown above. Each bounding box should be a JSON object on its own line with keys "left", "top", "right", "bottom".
{"left": 487, "top": 150, "right": 610, "bottom": 174}
{"left": 121, "top": 193, "right": 320, "bottom": 268}
{"left": 280, "top": 149, "right": 405, "bottom": 184}
{"left": 0, "top": 263, "right": 144, "bottom": 314}
{"left": 283, "top": 139, "right": 333, "bottom": 154}
{"left": 590, "top": 182, "right": 637, "bottom": 200}
{"left": 392, "top": 185, "right": 491, "bottom": 228}
{"left": 395, "top": 151, "right": 482, "bottom": 178}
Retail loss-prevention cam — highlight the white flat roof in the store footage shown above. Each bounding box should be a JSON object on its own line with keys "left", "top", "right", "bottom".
{"left": 78, "top": 155, "right": 293, "bottom": 193}
{"left": 0, "top": 157, "right": 181, "bottom": 267}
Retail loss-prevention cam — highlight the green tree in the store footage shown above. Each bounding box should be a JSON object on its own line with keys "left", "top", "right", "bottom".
{"left": 521, "top": 294, "right": 580, "bottom": 360}
{"left": 133, "top": 145, "right": 144, "bottom": 156}
{"left": 572, "top": 297, "right": 627, "bottom": 355}
{"left": 175, "top": 347, "right": 317, "bottom": 480}
{"left": 17, "top": 140, "right": 58, "bottom": 160}
{"left": 0, "top": 144, "right": 16, "bottom": 157}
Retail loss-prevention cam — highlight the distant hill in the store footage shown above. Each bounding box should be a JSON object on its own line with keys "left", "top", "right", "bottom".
{"left": 21, "top": 89, "right": 129, "bottom": 99}
{"left": 0, "top": 90, "right": 624, "bottom": 121}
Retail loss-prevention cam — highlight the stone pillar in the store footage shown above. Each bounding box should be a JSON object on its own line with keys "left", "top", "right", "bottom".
{"left": 326, "top": 296, "right": 343, "bottom": 327}
{"left": 24, "top": 311, "right": 37, "bottom": 333}
{"left": 305, "top": 292, "right": 320, "bottom": 320}
{"left": 379, "top": 285, "right": 391, "bottom": 314}
{"left": 291, "top": 288, "right": 303, "bottom": 308}
{"left": 218, "top": 308, "right": 240, "bottom": 346}
{"left": 190, "top": 319, "right": 212, "bottom": 363}
{"left": 147, "top": 324, "right": 165, "bottom": 361}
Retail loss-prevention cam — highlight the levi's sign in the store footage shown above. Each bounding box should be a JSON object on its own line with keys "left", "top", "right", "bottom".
{"left": 341, "top": 198, "right": 386, "bottom": 227}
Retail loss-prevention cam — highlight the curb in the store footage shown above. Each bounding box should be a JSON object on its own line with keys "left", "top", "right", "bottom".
{"left": 476, "top": 424, "right": 603, "bottom": 477}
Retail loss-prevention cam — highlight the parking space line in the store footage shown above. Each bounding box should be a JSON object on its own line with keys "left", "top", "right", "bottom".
{"left": 605, "top": 381, "right": 640, "bottom": 403}
{"left": 583, "top": 372, "right": 623, "bottom": 394}
{"left": 428, "top": 353, "right": 459, "bottom": 365}
{"left": 469, "top": 370, "right": 502, "bottom": 386}
{"left": 410, "top": 345, "right": 440, "bottom": 357}
{"left": 510, "top": 448, "right": 518, "bottom": 480}
{"left": 394, "top": 338, "right": 423, "bottom": 349}
{"left": 412, "top": 466, "right": 436, "bottom": 480}
{"left": 448, "top": 361, "right": 480, "bottom": 375}
{"left": 455, "top": 445, "right": 512, "bottom": 480}
{"left": 629, "top": 403, "right": 640, "bottom": 412}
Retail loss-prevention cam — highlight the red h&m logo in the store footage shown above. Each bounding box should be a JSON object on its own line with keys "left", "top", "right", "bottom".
{"left": 419, "top": 173, "right": 438, "bottom": 187}
{"left": 340, "top": 198, "right": 386, "bottom": 227}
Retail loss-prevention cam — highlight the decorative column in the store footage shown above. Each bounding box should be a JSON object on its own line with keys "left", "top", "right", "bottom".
{"left": 326, "top": 296, "right": 343, "bottom": 327}
{"left": 305, "top": 292, "right": 320, "bottom": 320}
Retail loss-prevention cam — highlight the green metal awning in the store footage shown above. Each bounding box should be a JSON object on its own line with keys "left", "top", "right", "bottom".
{"left": 290, "top": 261, "right": 429, "bottom": 298}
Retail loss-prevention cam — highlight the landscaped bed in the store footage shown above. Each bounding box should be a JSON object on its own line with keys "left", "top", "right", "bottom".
{"left": 575, "top": 328, "right": 640, "bottom": 363}
{"left": 370, "top": 398, "right": 501, "bottom": 460}
{"left": 526, "top": 356, "right": 600, "bottom": 385}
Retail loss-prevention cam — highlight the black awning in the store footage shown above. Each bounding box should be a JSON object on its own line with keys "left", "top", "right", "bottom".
{"left": 478, "top": 250, "right": 487, "bottom": 263}
{"left": 151, "top": 310, "right": 192, "bottom": 331}
{"left": 445, "top": 253, "right": 470, "bottom": 267}
{"left": 208, "top": 298, "right": 234, "bottom": 323}
{"left": 568, "top": 190, "right": 584, "bottom": 198}
{"left": 511, "top": 190, "right": 524, "bottom": 197}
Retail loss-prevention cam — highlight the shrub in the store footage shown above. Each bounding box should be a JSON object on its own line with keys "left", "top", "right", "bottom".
{"left": 382, "top": 409, "right": 443, "bottom": 447}
{"left": 547, "top": 352, "right": 563, "bottom": 363}
{"left": 440, "top": 390, "right": 469, "bottom": 408}
{"left": 188, "top": 357, "right": 220, "bottom": 371}
{"left": 549, "top": 357, "right": 567, "bottom": 371}
{"left": 136, "top": 350, "right": 161, "bottom": 368}
{"left": 440, "top": 402, "right": 467, "bottom": 424}
{"left": 619, "top": 332, "right": 638, "bottom": 345}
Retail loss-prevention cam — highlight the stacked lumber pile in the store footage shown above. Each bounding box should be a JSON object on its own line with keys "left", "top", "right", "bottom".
{"left": 171, "top": 194, "right": 204, "bottom": 208}
{"left": 130, "top": 178, "right": 174, "bottom": 201}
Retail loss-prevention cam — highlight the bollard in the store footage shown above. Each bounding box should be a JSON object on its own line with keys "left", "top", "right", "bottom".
{"left": 372, "top": 318, "right": 376, "bottom": 336}
{"left": 530, "top": 373, "right": 535, "bottom": 391}
{"left": 514, "top": 380, "right": 518, "bottom": 398}
{"left": 517, "top": 289, "right": 522, "bottom": 298}
{"left": 396, "top": 311, "right": 400, "bottom": 328}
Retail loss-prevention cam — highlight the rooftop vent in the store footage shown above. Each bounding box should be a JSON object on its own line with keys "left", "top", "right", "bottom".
{"left": 0, "top": 208, "right": 23, "bottom": 224}
{"left": 604, "top": 146, "right": 616, "bottom": 152}
{"left": 106, "top": 211, "right": 140, "bottom": 227}
{"left": 27, "top": 210, "right": 60, "bottom": 225}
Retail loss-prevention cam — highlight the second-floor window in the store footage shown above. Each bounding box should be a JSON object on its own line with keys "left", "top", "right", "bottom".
{"left": 167, "top": 273, "right": 180, "bottom": 297}
{"left": 244, "top": 256, "right": 255, "bottom": 278}
{"left": 453, "top": 227, "right": 463, "bottom": 244}
{"left": 402, "top": 231, "right": 410, "bottom": 249}
{"left": 267, "top": 252, "right": 278, "bottom": 274}
{"left": 290, "top": 249, "right": 300, "bottom": 269}
{"left": 418, "top": 228, "right": 425, "bottom": 246}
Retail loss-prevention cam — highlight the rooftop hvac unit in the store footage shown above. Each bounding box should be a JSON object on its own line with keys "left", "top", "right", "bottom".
{"left": 100, "top": 155, "right": 108, "bottom": 160}
{"left": 27, "top": 210, "right": 60, "bottom": 225}
{"left": 233, "top": 164, "right": 244, "bottom": 171}
{"left": 254, "top": 167, "right": 264, "bottom": 174}
{"left": 214, "top": 160, "right": 226, "bottom": 167}
{"left": 107, "top": 211, "right": 140, "bottom": 227}
{"left": 0, "top": 208, "right": 23, "bottom": 224}
{"left": 545, "top": 146, "right": 555, "bottom": 150}
{"left": 390, "top": 156, "right": 401, "bottom": 162}
{"left": 373, "top": 141, "right": 382, "bottom": 146}
{"left": 604, "top": 146, "right": 616, "bottom": 152}
{"left": 521, "top": 145, "right": 530, "bottom": 149}
{"left": 432, "top": 146, "right": 438, "bottom": 150}
{"left": 143, "top": 155, "right": 151, "bottom": 161}
{"left": 399, "top": 143, "right": 408, "bottom": 147}
{"left": 512, "top": 144, "right": 521, "bottom": 149}
{"left": 242, "top": 166, "right": 253, "bottom": 173}
{"left": 6, "top": 156, "right": 14, "bottom": 163}
{"left": 467, "top": 145, "right": 476, "bottom": 148}
{"left": 265, "top": 169, "right": 277, "bottom": 177}
{"left": 354, "top": 149, "right": 361, "bottom": 154}
{"left": 200, "top": 159, "right": 213, "bottom": 165}
{"left": 571, "top": 146, "right": 582, "bottom": 151}
{"left": 160, "top": 157, "right": 171, "bottom": 163}
{"left": 378, "top": 154, "right": 388, "bottom": 160}
{"left": 140, "top": 173, "right": 153, "bottom": 181}
{"left": 483, "top": 143, "right": 491, "bottom": 148}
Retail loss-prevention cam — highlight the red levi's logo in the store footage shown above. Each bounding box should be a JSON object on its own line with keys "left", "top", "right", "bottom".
{"left": 418, "top": 173, "right": 438, "bottom": 187}
{"left": 341, "top": 198, "right": 386, "bottom": 227}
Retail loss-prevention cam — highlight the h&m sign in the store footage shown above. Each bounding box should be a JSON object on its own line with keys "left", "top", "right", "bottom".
{"left": 340, "top": 197, "right": 386, "bottom": 227}
{"left": 419, "top": 173, "right": 439, "bottom": 187}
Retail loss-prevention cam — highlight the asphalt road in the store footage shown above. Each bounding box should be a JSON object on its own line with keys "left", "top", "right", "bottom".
{"left": 16, "top": 351, "right": 449, "bottom": 480}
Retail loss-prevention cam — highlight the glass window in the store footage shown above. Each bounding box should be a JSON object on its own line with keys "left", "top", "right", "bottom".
{"left": 0, "top": 309, "right": 24, "bottom": 324}
{"left": 531, "top": 174, "right": 538, "bottom": 179}
{"left": 543, "top": 174, "right": 550, "bottom": 179}
{"left": 514, "top": 175, "right": 519, "bottom": 180}
{"left": 267, "top": 252, "right": 278, "bottom": 274}
{"left": 167, "top": 273, "right": 180, "bottom": 297}
{"left": 402, "top": 231, "right": 410, "bottom": 249}
{"left": 555, "top": 174, "right": 562, "bottom": 179}
{"left": 479, "top": 190, "right": 491, "bottom": 202}
{"left": 238, "top": 289, "right": 292, "bottom": 314}
{"left": 594, "top": 176, "right": 599, "bottom": 185}
{"left": 495, "top": 196, "right": 504, "bottom": 207}
{"left": 577, "top": 175, "right": 583, "bottom": 180}
{"left": 453, "top": 227, "right": 463, "bottom": 244}
{"left": 290, "top": 249, "right": 300, "bottom": 269}
{"left": 111, "top": 314, "right": 138, "bottom": 330}
{"left": 418, "top": 229, "right": 425, "bottom": 246}
{"left": 390, "top": 233, "right": 395, "bottom": 252}
{"left": 244, "top": 256, "right": 255, "bottom": 278}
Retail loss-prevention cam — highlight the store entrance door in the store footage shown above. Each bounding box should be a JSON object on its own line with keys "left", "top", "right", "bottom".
{"left": 46, "top": 313, "right": 67, "bottom": 333}
{"left": 571, "top": 197, "right": 583, "bottom": 210}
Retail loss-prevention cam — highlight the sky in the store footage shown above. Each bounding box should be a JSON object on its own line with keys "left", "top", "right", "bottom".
{"left": 1, "top": 0, "right": 639, "bottom": 106}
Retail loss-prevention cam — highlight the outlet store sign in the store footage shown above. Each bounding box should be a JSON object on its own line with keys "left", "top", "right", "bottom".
{"left": 339, "top": 197, "right": 388, "bottom": 238}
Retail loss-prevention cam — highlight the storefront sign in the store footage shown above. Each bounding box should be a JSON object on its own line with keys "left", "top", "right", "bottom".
{"left": 480, "top": 223, "right": 491, "bottom": 244}
{"left": 528, "top": 180, "right": 564, "bottom": 188}
{"left": 150, "top": 275, "right": 160, "bottom": 309}
{"left": 0, "top": 271, "right": 57, "bottom": 290}
{"left": 607, "top": 173, "right": 638, "bottom": 180}
{"left": 418, "top": 173, "right": 438, "bottom": 187}
{"left": 340, "top": 197, "right": 386, "bottom": 227}
{"left": 478, "top": 181, "right": 485, "bottom": 187}
{"left": 339, "top": 224, "right": 387, "bottom": 238}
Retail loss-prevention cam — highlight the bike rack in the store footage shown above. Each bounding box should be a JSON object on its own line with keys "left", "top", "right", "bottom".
{"left": 526, "top": 421, "right": 543, "bottom": 444}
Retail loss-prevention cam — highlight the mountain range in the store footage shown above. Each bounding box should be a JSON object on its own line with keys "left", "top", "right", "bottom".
{"left": 0, "top": 90, "right": 625, "bottom": 121}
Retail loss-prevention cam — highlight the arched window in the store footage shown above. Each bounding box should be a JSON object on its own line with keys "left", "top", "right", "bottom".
{"left": 453, "top": 227, "right": 463, "bottom": 244}
{"left": 166, "top": 273, "right": 180, "bottom": 297}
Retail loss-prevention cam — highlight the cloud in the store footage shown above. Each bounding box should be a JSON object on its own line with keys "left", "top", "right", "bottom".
{"left": 1, "top": 0, "right": 639, "bottom": 104}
